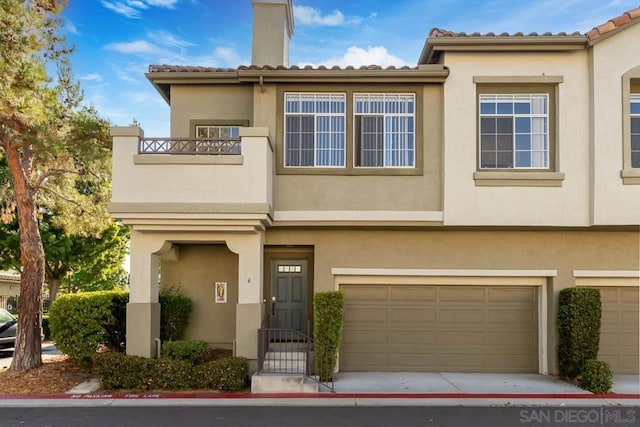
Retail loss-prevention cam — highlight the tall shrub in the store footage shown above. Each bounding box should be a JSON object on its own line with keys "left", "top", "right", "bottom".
{"left": 159, "top": 286, "right": 193, "bottom": 342}
{"left": 313, "top": 291, "right": 344, "bottom": 382}
{"left": 49, "top": 290, "right": 128, "bottom": 364}
{"left": 557, "top": 287, "right": 602, "bottom": 378}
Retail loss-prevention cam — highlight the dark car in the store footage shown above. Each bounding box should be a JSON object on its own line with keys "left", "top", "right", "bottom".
{"left": 0, "top": 308, "right": 17, "bottom": 350}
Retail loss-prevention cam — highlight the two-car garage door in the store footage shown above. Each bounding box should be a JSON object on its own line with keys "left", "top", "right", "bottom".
{"left": 340, "top": 284, "right": 539, "bottom": 373}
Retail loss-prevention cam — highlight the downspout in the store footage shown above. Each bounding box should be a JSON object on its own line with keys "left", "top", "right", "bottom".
{"left": 154, "top": 337, "right": 161, "bottom": 359}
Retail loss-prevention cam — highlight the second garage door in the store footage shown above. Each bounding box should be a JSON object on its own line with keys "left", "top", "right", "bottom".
{"left": 340, "top": 284, "right": 538, "bottom": 373}
{"left": 596, "top": 286, "right": 639, "bottom": 374}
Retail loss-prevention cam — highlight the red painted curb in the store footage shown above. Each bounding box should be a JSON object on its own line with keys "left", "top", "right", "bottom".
{"left": 0, "top": 392, "right": 638, "bottom": 400}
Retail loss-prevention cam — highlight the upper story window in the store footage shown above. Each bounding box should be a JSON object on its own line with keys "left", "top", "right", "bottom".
{"left": 631, "top": 94, "right": 640, "bottom": 167}
{"left": 479, "top": 94, "right": 548, "bottom": 169}
{"left": 354, "top": 94, "right": 415, "bottom": 167}
{"left": 284, "top": 93, "right": 346, "bottom": 167}
{"left": 196, "top": 125, "right": 240, "bottom": 139}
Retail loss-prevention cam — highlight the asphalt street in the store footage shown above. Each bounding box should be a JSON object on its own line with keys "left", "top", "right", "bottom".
{"left": 0, "top": 406, "right": 637, "bottom": 427}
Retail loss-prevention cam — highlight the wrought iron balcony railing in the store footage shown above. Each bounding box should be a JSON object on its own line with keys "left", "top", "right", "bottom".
{"left": 138, "top": 137, "right": 241, "bottom": 155}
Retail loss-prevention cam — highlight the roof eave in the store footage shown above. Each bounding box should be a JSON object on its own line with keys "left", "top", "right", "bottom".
{"left": 420, "top": 35, "right": 588, "bottom": 63}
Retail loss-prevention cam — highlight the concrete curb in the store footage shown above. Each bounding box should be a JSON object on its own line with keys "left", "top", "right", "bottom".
{"left": 0, "top": 392, "right": 637, "bottom": 408}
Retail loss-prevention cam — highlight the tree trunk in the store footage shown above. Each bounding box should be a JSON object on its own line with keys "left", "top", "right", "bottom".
{"left": 47, "top": 276, "right": 62, "bottom": 301}
{"left": 5, "top": 144, "right": 43, "bottom": 371}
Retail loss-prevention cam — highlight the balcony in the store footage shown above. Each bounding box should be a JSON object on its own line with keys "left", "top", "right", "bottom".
{"left": 108, "top": 126, "right": 273, "bottom": 228}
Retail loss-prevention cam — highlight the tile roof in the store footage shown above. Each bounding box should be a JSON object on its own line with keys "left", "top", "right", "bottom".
{"left": 587, "top": 7, "right": 640, "bottom": 41}
{"left": 429, "top": 29, "right": 582, "bottom": 38}
{"left": 148, "top": 64, "right": 417, "bottom": 73}
{"left": 0, "top": 272, "right": 19, "bottom": 282}
{"left": 429, "top": 6, "right": 640, "bottom": 42}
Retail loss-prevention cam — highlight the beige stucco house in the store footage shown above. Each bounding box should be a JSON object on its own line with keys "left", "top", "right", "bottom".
{"left": 109, "top": 0, "right": 640, "bottom": 376}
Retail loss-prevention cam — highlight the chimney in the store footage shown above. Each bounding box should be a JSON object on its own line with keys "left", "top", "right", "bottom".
{"left": 251, "top": 0, "right": 294, "bottom": 66}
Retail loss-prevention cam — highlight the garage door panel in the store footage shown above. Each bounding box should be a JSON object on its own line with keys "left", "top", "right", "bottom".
{"left": 389, "top": 308, "right": 437, "bottom": 324}
{"left": 439, "top": 287, "right": 486, "bottom": 302}
{"left": 438, "top": 331, "right": 486, "bottom": 345}
{"left": 488, "top": 309, "right": 536, "bottom": 325}
{"left": 439, "top": 309, "right": 486, "bottom": 324}
{"left": 488, "top": 287, "right": 536, "bottom": 303}
{"left": 340, "top": 284, "right": 538, "bottom": 373}
{"left": 343, "top": 286, "right": 388, "bottom": 301}
{"left": 390, "top": 287, "right": 437, "bottom": 302}
{"left": 488, "top": 332, "right": 536, "bottom": 346}
{"left": 344, "top": 308, "right": 388, "bottom": 324}
{"left": 389, "top": 331, "right": 437, "bottom": 345}
{"left": 593, "top": 286, "right": 639, "bottom": 374}
{"left": 342, "top": 330, "right": 388, "bottom": 345}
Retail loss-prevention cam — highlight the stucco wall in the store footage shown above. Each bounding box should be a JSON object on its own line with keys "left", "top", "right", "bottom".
{"left": 264, "top": 227, "right": 639, "bottom": 373}
{"left": 592, "top": 22, "right": 640, "bottom": 224}
{"left": 160, "top": 244, "right": 238, "bottom": 349}
{"left": 170, "top": 85, "right": 253, "bottom": 138}
{"left": 441, "top": 50, "right": 592, "bottom": 226}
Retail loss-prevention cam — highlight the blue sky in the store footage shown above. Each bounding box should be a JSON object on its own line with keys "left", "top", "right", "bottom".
{"left": 61, "top": 0, "right": 639, "bottom": 136}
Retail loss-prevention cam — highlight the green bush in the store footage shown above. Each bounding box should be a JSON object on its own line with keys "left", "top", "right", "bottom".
{"left": 557, "top": 287, "right": 602, "bottom": 378}
{"left": 49, "top": 291, "right": 129, "bottom": 364}
{"left": 581, "top": 359, "right": 613, "bottom": 394}
{"left": 159, "top": 286, "right": 193, "bottom": 342}
{"left": 93, "top": 352, "right": 248, "bottom": 391}
{"left": 93, "top": 352, "right": 155, "bottom": 390}
{"left": 313, "top": 291, "right": 344, "bottom": 382}
{"left": 162, "top": 340, "right": 210, "bottom": 364}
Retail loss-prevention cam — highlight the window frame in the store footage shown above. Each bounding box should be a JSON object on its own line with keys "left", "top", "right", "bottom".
{"left": 353, "top": 93, "right": 416, "bottom": 169}
{"left": 276, "top": 85, "right": 424, "bottom": 176}
{"left": 283, "top": 92, "right": 347, "bottom": 168}
{"left": 621, "top": 66, "right": 640, "bottom": 184}
{"left": 473, "top": 81, "right": 564, "bottom": 187}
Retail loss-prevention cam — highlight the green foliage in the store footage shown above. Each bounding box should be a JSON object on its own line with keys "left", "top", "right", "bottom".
{"left": 48, "top": 291, "right": 128, "bottom": 364}
{"left": 93, "top": 352, "right": 248, "bottom": 392}
{"left": 557, "top": 287, "right": 602, "bottom": 378}
{"left": 581, "top": 360, "right": 613, "bottom": 394}
{"left": 93, "top": 352, "right": 155, "bottom": 390}
{"left": 0, "top": 203, "right": 130, "bottom": 300}
{"left": 162, "top": 340, "right": 210, "bottom": 364}
{"left": 159, "top": 286, "right": 193, "bottom": 342}
{"left": 313, "top": 291, "right": 344, "bottom": 382}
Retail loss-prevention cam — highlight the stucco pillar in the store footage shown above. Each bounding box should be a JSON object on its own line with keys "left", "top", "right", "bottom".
{"left": 126, "top": 231, "right": 167, "bottom": 358}
{"left": 226, "top": 232, "right": 265, "bottom": 359}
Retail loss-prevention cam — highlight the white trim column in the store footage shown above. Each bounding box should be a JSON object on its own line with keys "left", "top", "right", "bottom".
{"left": 126, "top": 231, "right": 167, "bottom": 358}
{"left": 227, "top": 232, "right": 265, "bottom": 359}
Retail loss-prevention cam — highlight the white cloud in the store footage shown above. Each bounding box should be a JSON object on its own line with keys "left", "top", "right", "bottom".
{"left": 150, "top": 30, "right": 194, "bottom": 49}
{"left": 293, "top": 5, "right": 358, "bottom": 26}
{"left": 104, "top": 40, "right": 164, "bottom": 55}
{"left": 101, "top": 1, "right": 141, "bottom": 18}
{"left": 214, "top": 47, "right": 243, "bottom": 67}
{"left": 305, "top": 46, "right": 409, "bottom": 68}
{"left": 102, "top": 0, "right": 180, "bottom": 18}
{"left": 126, "top": 0, "right": 148, "bottom": 9}
{"left": 78, "top": 73, "right": 103, "bottom": 81}
{"left": 145, "top": 0, "right": 179, "bottom": 8}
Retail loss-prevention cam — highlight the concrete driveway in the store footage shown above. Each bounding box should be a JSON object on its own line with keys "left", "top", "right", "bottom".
{"left": 331, "top": 372, "right": 638, "bottom": 394}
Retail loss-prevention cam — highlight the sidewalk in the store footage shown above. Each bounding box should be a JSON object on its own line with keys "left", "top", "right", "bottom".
{"left": 0, "top": 372, "right": 637, "bottom": 408}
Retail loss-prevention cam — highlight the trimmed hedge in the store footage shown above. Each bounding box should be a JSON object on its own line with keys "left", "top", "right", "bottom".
{"left": 162, "top": 340, "right": 210, "bottom": 364}
{"left": 159, "top": 286, "right": 193, "bottom": 342}
{"left": 313, "top": 291, "right": 344, "bottom": 382}
{"left": 581, "top": 359, "right": 613, "bottom": 394}
{"left": 557, "top": 287, "right": 602, "bottom": 378}
{"left": 49, "top": 291, "right": 129, "bottom": 364}
{"left": 93, "top": 352, "right": 248, "bottom": 391}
